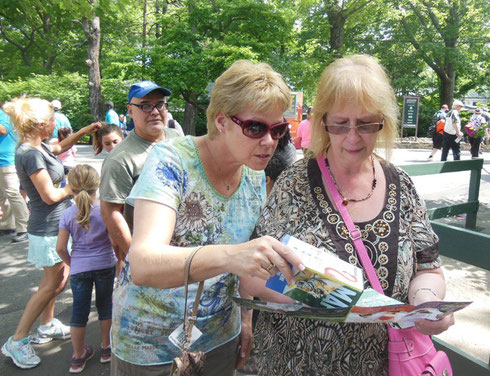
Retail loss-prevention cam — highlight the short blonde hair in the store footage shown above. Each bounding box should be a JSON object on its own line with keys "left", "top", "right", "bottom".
{"left": 3, "top": 96, "right": 54, "bottom": 141}
{"left": 206, "top": 60, "right": 292, "bottom": 138}
{"left": 310, "top": 55, "right": 399, "bottom": 160}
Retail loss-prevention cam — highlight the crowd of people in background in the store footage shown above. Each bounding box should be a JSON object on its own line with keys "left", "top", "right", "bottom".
{"left": 0, "top": 54, "right": 484, "bottom": 375}
{"left": 429, "top": 101, "right": 489, "bottom": 161}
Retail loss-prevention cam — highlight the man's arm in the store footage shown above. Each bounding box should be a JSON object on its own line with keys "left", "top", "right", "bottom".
{"left": 100, "top": 201, "right": 132, "bottom": 260}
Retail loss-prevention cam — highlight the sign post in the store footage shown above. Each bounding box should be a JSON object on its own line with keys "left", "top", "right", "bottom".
{"left": 401, "top": 96, "right": 420, "bottom": 138}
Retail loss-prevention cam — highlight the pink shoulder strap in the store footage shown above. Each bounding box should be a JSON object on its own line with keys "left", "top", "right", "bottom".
{"left": 316, "top": 155, "right": 384, "bottom": 294}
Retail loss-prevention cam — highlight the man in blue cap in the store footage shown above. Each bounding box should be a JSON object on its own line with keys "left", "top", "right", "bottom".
{"left": 99, "top": 81, "right": 182, "bottom": 262}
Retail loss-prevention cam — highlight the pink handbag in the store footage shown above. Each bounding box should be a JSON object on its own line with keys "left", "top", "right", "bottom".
{"left": 317, "top": 156, "right": 452, "bottom": 376}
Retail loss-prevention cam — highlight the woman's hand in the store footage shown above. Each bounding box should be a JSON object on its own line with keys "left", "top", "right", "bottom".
{"left": 236, "top": 307, "right": 253, "bottom": 370}
{"left": 227, "top": 236, "right": 304, "bottom": 285}
{"left": 82, "top": 122, "right": 102, "bottom": 135}
{"left": 415, "top": 313, "right": 454, "bottom": 336}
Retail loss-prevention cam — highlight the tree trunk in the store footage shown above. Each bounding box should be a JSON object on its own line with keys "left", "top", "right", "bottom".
{"left": 327, "top": 5, "right": 346, "bottom": 58}
{"left": 142, "top": 0, "right": 147, "bottom": 76}
{"left": 183, "top": 101, "right": 198, "bottom": 136}
{"left": 81, "top": 15, "right": 102, "bottom": 122}
{"left": 440, "top": 72, "right": 455, "bottom": 108}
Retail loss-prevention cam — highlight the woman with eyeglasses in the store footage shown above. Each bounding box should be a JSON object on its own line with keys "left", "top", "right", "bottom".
{"left": 240, "top": 55, "right": 454, "bottom": 375}
{"left": 110, "top": 60, "right": 304, "bottom": 376}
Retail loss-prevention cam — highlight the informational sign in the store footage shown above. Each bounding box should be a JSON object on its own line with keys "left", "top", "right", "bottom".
{"left": 402, "top": 96, "right": 420, "bottom": 128}
{"left": 284, "top": 92, "right": 298, "bottom": 119}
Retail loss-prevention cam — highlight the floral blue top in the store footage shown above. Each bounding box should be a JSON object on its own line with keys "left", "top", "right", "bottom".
{"left": 112, "top": 136, "right": 266, "bottom": 365}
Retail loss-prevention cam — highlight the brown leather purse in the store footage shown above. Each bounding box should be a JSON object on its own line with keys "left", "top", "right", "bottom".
{"left": 170, "top": 246, "right": 206, "bottom": 376}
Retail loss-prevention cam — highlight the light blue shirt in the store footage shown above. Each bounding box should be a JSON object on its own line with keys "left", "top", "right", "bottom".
{"left": 105, "top": 109, "right": 119, "bottom": 126}
{"left": 0, "top": 109, "right": 17, "bottom": 166}
{"left": 53, "top": 112, "right": 72, "bottom": 138}
{"left": 112, "top": 136, "right": 266, "bottom": 365}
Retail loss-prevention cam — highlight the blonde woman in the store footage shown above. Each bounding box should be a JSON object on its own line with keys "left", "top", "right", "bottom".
{"left": 56, "top": 165, "right": 117, "bottom": 373}
{"left": 110, "top": 60, "right": 304, "bottom": 375}
{"left": 242, "top": 55, "right": 454, "bottom": 375}
{"left": 1, "top": 97, "right": 100, "bottom": 369}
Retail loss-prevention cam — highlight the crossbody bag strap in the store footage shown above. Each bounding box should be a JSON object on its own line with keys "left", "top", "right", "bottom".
{"left": 316, "top": 156, "right": 384, "bottom": 294}
{"left": 183, "top": 246, "right": 205, "bottom": 349}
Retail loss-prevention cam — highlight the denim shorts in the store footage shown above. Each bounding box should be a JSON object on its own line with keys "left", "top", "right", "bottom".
{"left": 70, "top": 266, "right": 115, "bottom": 327}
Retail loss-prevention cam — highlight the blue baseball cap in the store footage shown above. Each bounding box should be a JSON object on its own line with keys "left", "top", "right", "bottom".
{"left": 128, "top": 81, "right": 171, "bottom": 102}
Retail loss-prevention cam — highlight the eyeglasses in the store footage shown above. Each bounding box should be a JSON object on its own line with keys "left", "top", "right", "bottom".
{"left": 323, "top": 114, "right": 384, "bottom": 135}
{"left": 229, "top": 116, "right": 289, "bottom": 140}
{"left": 129, "top": 102, "right": 168, "bottom": 113}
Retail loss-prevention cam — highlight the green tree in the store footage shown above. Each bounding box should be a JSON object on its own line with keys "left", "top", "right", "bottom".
{"left": 391, "top": 0, "right": 490, "bottom": 107}
{"left": 149, "top": 0, "right": 294, "bottom": 135}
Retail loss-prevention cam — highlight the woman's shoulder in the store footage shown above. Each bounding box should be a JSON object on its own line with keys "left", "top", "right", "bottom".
{"left": 150, "top": 136, "right": 197, "bottom": 168}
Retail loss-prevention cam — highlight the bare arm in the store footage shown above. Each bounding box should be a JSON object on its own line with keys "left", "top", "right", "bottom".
{"left": 30, "top": 169, "right": 72, "bottom": 205}
{"left": 0, "top": 123, "right": 7, "bottom": 136}
{"left": 51, "top": 122, "right": 101, "bottom": 155}
{"left": 128, "top": 199, "right": 305, "bottom": 290}
{"left": 236, "top": 288, "right": 253, "bottom": 370}
{"left": 100, "top": 201, "right": 132, "bottom": 258}
{"left": 56, "top": 229, "right": 71, "bottom": 266}
{"left": 408, "top": 268, "right": 454, "bottom": 335}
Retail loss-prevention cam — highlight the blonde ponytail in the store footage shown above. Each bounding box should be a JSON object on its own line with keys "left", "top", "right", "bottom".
{"left": 67, "top": 165, "right": 100, "bottom": 231}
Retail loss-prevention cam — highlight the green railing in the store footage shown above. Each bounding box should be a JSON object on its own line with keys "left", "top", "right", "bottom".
{"left": 400, "top": 158, "right": 490, "bottom": 374}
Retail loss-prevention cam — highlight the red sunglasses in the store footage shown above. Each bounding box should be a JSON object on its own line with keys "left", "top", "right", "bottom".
{"left": 229, "top": 116, "right": 289, "bottom": 140}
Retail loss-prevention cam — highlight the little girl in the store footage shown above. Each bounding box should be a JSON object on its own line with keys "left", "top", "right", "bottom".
{"left": 56, "top": 165, "right": 117, "bottom": 373}
{"left": 93, "top": 123, "right": 124, "bottom": 155}
{"left": 49, "top": 127, "right": 76, "bottom": 174}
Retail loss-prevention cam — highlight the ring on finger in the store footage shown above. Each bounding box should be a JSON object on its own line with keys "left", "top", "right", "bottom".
{"left": 265, "top": 263, "right": 275, "bottom": 272}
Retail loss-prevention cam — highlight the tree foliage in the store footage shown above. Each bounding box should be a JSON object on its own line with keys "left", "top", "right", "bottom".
{"left": 0, "top": 0, "right": 488, "bottom": 135}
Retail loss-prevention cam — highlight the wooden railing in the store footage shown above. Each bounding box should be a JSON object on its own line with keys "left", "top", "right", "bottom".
{"left": 400, "top": 158, "right": 490, "bottom": 374}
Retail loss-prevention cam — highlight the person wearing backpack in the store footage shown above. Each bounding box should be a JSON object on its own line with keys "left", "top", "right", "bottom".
{"left": 427, "top": 104, "right": 448, "bottom": 160}
{"left": 441, "top": 100, "right": 464, "bottom": 161}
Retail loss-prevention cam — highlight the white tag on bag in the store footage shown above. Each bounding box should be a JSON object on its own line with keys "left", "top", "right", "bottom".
{"left": 169, "top": 323, "right": 203, "bottom": 350}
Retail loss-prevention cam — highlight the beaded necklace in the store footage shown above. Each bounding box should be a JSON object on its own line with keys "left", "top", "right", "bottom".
{"left": 325, "top": 155, "right": 377, "bottom": 206}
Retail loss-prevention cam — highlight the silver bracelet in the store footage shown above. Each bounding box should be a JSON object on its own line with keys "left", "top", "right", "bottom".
{"left": 412, "top": 287, "right": 438, "bottom": 303}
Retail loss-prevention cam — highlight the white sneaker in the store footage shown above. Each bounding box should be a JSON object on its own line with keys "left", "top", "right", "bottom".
{"left": 427, "top": 155, "right": 433, "bottom": 161}
{"left": 32, "top": 318, "right": 71, "bottom": 344}
{"left": 1, "top": 336, "right": 40, "bottom": 369}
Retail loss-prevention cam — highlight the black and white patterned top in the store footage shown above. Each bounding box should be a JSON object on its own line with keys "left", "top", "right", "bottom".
{"left": 252, "top": 156, "right": 441, "bottom": 376}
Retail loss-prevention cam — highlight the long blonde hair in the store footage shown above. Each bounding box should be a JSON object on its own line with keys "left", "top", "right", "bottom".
{"left": 67, "top": 165, "right": 100, "bottom": 231}
{"left": 2, "top": 96, "right": 54, "bottom": 141}
{"left": 310, "top": 54, "right": 399, "bottom": 161}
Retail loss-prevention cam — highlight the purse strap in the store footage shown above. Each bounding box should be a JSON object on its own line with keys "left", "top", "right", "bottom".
{"left": 182, "top": 246, "right": 205, "bottom": 350}
{"left": 316, "top": 155, "right": 384, "bottom": 295}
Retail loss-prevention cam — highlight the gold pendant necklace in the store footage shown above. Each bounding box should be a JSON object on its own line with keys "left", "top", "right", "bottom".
{"left": 325, "top": 155, "right": 377, "bottom": 206}
{"left": 203, "top": 138, "right": 237, "bottom": 191}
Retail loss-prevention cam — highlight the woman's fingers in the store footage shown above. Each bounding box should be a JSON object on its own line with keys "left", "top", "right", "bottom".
{"left": 414, "top": 313, "right": 454, "bottom": 335}
{"left": 241, "top": 236, "right": 304, "bottom": 284}
{"left": 85, "top": 122, "right": 102, "bottom": 134}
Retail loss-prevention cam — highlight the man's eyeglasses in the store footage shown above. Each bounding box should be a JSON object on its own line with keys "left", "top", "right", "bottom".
{"left": 129, "top": 102, "right": 168, "bottom": 113}
{"left": 323, "top": 114, "right": 384, "bottom": 135}
{"left": 229, "top": 116, "right": 289, "bottom": 140}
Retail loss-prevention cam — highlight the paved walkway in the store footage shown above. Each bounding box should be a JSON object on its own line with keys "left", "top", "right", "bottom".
{"left": 0, "top": 145, "right": 488, "bottom": 375}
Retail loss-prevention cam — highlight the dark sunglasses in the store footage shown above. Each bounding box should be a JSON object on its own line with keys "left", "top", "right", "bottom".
{"left": 129, "top": 101, "right": 168, "bottom": 113}
{"left": 229, "top": 116, "right": 289, "bottom": 140}
{"left": 323, "top": 114, "right": 384, "bottom": 135}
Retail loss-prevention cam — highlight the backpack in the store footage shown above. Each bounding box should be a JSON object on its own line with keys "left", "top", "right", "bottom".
{"left": 432, "top": 110, "right": 445, "bottom": 126}
{"left": 427, "top": 125, "right": 436, "bottom": 137}
{"left": 435, "top": 119, "right": 445, "bottom": 134}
